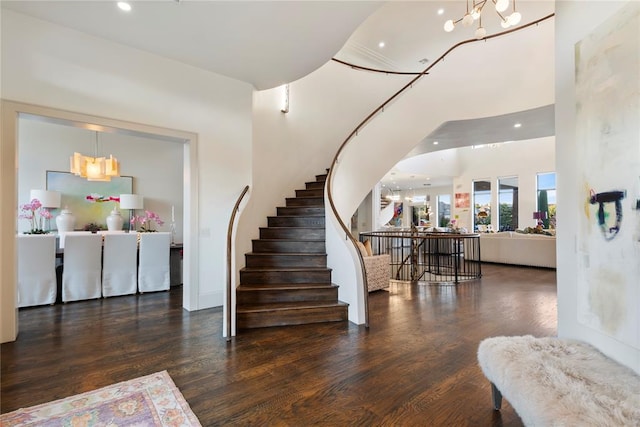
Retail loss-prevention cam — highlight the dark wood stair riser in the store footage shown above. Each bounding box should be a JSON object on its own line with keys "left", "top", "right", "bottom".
{"left": 315, "top": 174, "right": 328, "bottom": 182}
{"left": 260, "top": 227, "right": 324, "bottom": 240}
{"left": 245, "top": 253, "right": 327, "bottom": 268}
{"left": 296, "top": 189, "right": 323, "bottom": 198}
{"left": 237, "top": 304, "right": 348, "bottom": 329}
{"left": 305, "top": 181, "right": 325, "bottom": 190}
{"left": 267, "top": 216, "right": 325, "bottom": 228}
{"left": 286, "top": 197, "right": 324, "bottom": 207}
{"left": 277, "top": 206, "right": 325, "bottom": 216}
{"left": 240, "top": 269, "right": 332, "bottom": 284}
{"left": 252, "top": 240, "right": 325, "bottom": 253}
{"left": 237, "top": 286, "right": 338, "bottom": 304}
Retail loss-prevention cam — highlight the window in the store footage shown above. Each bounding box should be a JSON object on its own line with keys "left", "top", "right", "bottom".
{"left": 437, "top": 194, "right": 451, "bottom": 227}
{"left": 498, "top": 177, "right": 518, "bottom": 231}
{"left": 536, "top": 172, "right": 557, "bottom": 228}
{"left": 473, "top": 180, "right": 491, "bottom": 232}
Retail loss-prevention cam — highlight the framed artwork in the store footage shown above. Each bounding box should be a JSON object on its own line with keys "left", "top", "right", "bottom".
{"left": 46, "top": 171, "right": 133, "bottom": 229}
{"left": 454, "top": 192, "right": 470, "bottom": 208}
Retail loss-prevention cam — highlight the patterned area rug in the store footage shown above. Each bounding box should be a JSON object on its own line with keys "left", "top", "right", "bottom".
{"left": 0, "top": 370, "right": 201, "bottom": 426}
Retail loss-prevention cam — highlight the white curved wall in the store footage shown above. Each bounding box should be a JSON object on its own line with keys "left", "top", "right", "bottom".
{"left": 326, "top": 20, "right": 555, "bottom": 321}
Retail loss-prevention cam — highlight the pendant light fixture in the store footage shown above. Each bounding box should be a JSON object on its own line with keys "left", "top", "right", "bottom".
{"left": 70, "top": 131, "right": 120, "bottom": 181}
{"left": 443, "top": 0, "right": 523, "bottom": 39}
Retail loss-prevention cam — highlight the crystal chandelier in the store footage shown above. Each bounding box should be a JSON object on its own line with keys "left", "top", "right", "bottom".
{"left": 444, "top": 0, "right": 522, "bottom": 39}
{"left": 70, "top": 131, "right": 120, "bottom": 182}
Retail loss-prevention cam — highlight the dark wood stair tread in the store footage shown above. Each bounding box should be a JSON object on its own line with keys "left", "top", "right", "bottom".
{"left": 241, "top": 266, "right": 331, "bottom": 272}
{"left": 246, "top": 252, "right": 326, "bottom": 256}
{"left": 238, "top": 283, "right": 338, "bottom": 290}
{"left": 237, "top": 301, "right": 348, "bottom": 313}
{"left": 253, "top": 238, "right": 325, "bottom": 242}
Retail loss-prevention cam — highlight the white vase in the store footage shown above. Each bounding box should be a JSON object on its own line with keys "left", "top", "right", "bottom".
{"left": 106, "top": 209, "right": 124, "bottom": 231}
{"left": 56, "top": 208, "right": 76, "bottom": 232}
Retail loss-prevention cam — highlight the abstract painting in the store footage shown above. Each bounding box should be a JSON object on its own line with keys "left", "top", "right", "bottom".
{"left": 575, "top": 3, "right": 640, "bottom": 349}
{"left": 46, "top": 171, "right": 133, "bottom": 230}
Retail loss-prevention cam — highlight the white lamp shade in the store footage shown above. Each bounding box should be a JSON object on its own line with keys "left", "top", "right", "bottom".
{"left": 444, "top": 19, "right": 455, "bottom": 32}
{"left": 508, "top": 11, "right": 522, "bottom": 26}
{"left": 462, "top": 13, "right": 474, "bottom": 27}
{"left": 119, "top": 194, "right": 144, "bottom": 210}
{"left": 30, "top": 190, "right": 61, "bottom": 208}
{"left": 495, "top": 0, "right": 509, "bottom": 13}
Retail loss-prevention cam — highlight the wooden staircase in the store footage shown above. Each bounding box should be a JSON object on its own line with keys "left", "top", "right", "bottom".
{"left": 236, "top": 172, "right": 348, "bottom": 329}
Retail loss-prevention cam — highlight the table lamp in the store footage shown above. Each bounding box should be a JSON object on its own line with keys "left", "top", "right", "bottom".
{"left": 533, "top": 211, "right": 547, "bottom": 227}
{"left": 119, "top": 194, "right": 144, "bottom": 232}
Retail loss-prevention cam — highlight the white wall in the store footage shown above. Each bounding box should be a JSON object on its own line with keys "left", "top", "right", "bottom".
{"left": 452, "top": 137, "right": 555, "bottom": 230}
{"left": 17, "top": 119, "right": 184, "bottom": 239}
{"left": 556, "top": 0, "right": 639, "bottom": 373}
{"left": 242, "top": 61, "right": 410, "bottom": 249}
{"left": 1, "top": 10, "right": 253, "bottom": 341}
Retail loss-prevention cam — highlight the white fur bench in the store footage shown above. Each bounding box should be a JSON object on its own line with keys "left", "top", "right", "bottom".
{"left": 477, "top": 335, "right": 640, "bottom": 426}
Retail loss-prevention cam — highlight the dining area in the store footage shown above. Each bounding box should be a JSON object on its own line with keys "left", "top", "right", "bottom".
{"left": 17, "top": 231, "right": 178, "bottom": 308}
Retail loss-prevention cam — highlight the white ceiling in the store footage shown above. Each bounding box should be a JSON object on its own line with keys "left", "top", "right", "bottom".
{"left": 1, "top": 0, "right": 381, "bottom": 90}
{"left": 3, "top": 0, "right": 556, "bottom": 190}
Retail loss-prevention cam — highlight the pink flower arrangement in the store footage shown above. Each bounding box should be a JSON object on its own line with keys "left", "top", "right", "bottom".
{"left": 131, "top": 210, "right": 164, "bottom": 232}
{"left": 19, "top": 198, "right": 53, "bottom": 234}
{"left": 86, "top": 194, "right": 120, "bottom": 204}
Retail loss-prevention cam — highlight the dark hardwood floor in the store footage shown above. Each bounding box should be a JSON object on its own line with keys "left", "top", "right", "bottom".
{"left": 1, "top": 263, "right": 557, "bottom": 426}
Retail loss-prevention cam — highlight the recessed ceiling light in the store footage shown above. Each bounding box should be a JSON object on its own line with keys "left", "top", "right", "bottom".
{"left": 514, "top": 123, "right": 522, "bottom": 128}
{"left": 437, "top": 8, "right": 445, "bottom": 15}
{"left": 117, "top": 2, "right": 132, "bottom": 12}
{"left": 433, "top": 141, "right": 439, "bottom": 145}
{"left": 378, "top": 41, "right": 385, "bottom": 48}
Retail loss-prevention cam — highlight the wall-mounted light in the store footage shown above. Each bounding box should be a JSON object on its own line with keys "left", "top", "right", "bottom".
{"left": 280, "top": 84, "right": 290, "bottom": 114}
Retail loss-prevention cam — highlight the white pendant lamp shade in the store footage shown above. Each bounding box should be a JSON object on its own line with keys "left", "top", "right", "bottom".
{"left": 119, "top": 194, "right": 144, "bottom": 210}
{"left": 29, "top": 189, "right": 61, "bottom": 208}
{"left": 462, "top": 12, "right": 474, "bottom": 27}
{"left": 444, "top": 19, "right": 455, "bottom": 32}
{"left": 508, "top": 11, "right": 522, "bottom": 26}
{"left": 475, "top": 26, "right": 487, "bottom": 39}
{"left": 69, "top": 131, "right": 120, "bottom": 182}
{"left": 495, "top": 0, "right": 509, "bottom": 13}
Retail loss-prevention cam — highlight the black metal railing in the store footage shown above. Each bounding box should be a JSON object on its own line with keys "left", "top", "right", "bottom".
{"left": 360, "top": 230, "right": 481, "bottom": 284}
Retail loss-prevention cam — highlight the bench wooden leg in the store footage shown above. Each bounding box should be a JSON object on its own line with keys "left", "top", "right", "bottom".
{"left": 491, "top": 382, "right": 502, "bottom": 410}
